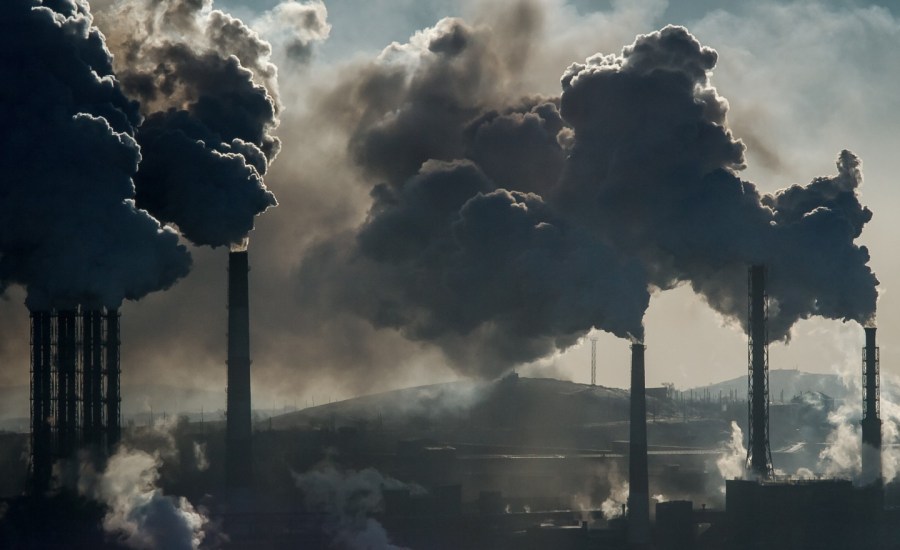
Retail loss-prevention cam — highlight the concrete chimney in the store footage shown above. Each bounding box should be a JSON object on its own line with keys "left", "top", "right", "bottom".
{"left": 628, "top": 341, "right": 651, "bottom": 548}
{"left": 861, "top": 326, "right": 881, "bottom": 486}
{"left": 747, "top": 265, "right": 772, "bottom": 479}
{"left": 226, "top": 250, "right": 252, "bottom": 494}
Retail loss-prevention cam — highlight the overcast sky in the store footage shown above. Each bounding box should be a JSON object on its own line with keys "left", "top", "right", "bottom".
{"left": 2, "top": 0, "right": 899, "bottom": 415}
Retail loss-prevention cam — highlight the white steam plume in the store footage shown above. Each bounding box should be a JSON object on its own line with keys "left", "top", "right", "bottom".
{"left": 716, "top": 421, "right": 747, "bottom": 488}
{"left": 293, "top": 466, "right": 420, "bottom": 550}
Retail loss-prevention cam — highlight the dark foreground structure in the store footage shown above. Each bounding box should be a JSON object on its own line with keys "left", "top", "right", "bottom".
{"left": 746, "top": 265, "right": 772, "bottom": 479}
{"left": 29, "top": 307, "right": 120, "bottom": 493}
{"left": 226, "top": 249, "right": 253, "bottom": 497}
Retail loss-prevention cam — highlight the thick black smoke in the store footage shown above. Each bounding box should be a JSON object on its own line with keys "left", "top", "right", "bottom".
{"left": 0, "top": 0, "right": 191, "bottom": 310}
{"left": 298, "top": 18, "right": 649, "bottom": 377}
{"left": 558, "top": 26, "right": 878, "bottom": 339}
{"left": 298, "top": 21, "right": 877, "bottom": 376}
{"left": 99, "top": 0, "right": 280, "bottom": 248}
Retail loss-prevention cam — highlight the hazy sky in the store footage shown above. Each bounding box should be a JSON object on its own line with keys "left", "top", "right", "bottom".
{"left": 2, "top": 0, "right": 900, "bottom": 414}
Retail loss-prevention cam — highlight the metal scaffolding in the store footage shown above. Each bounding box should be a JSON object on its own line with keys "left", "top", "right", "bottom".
{"left": 747, "top": 265, "right": 773, "bottom": 479}
{"left": 29, "top": 306, "right": 121, "bottom": 492}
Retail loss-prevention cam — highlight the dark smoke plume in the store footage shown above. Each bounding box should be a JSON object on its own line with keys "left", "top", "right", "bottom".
{"left": 557, "top": 26, "right": 878, "bottom": 339}
{"left": 298, "top": 21, "right": 877, "bottom": 376}
{"left": 99, "top": 0, "right": 280, "bottom": 248}
{"left": 0, "top": 0, "right": 191, "bottom": 310}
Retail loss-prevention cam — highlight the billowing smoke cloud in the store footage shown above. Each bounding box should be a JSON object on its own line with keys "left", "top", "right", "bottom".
{"left": 716, "top": 421, "right": 747, "bottom": 487}
{"left": 89, "top": 447, "right": 208, "bottom": 550}
{"left": 98, "top": 0, "right": 282, "bottom": 248}
{"left": 818, "top": 373, "right": 900, "bottom": 485}
{"left": 557, "top": 26, "right": 877, "bottom": 340}
{"left": 255, "top": 1, "right": 331, "bottom": 66}
{"left": 293, "top": 465, "right": 419, "bottom": 550}
{"left": 0, "top": 0, "right": 191, "bottom": 309}
{"left": 601, "top": 474, "right": 628, "bottom": 520}
{"left": 76, "top": 418, "right": 214, "bottom": 549}
{"left": 297, "top": 21, "right": 877, "bottom": 377}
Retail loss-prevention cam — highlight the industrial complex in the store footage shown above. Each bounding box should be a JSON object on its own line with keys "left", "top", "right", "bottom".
{"left": 2, "top": 262, "right": 896, "bottom": 549}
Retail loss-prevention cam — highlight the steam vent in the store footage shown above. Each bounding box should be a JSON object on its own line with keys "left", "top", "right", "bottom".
{"left": 29, "top": 307, "right": 120, "bottom": 492}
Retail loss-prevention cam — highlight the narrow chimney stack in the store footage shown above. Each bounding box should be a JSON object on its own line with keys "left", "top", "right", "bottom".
{"left": 628, "top": 341, "right": 651, "bottom": 548}
{"left": 30, "top": 306, "right": 120, "bottom": 493}
{"left": 226, "top": 250, "right": 253, "bottom": 494}
{"left": 29, "top": 310, "right": 53, "bottom": 493}
{"left": 747, "top": 265, "right": 773, "bottom": 479}
{"left": 106, "top": 308, "right": 121, "bottom": 451}
{"left": 861, "top": 326, "right": 882, "bottom": 487}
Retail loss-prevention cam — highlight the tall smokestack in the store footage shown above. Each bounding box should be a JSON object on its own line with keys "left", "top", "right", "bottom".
{"left": 30, "top": 310, "right": 52, "bottom": 493}
{"left": 861, "top": 326, "right": 881, "bottom": 486}
{"left": 106, "top": 308, "right": 121, "bottom": 451}
{"left": 747, "top": 265, "right": 773, "bottom": 479}
{"left": 81, "top": 309, "right": 104, "bottom": 446}
{"left": 226, "top": 249, "right": 252, "bottom": 494}
{"left": 628, "top": 341, "right": 650, "bottom": 548}
{"left": 56, "top": 309, "right": 77, "bottom": 458}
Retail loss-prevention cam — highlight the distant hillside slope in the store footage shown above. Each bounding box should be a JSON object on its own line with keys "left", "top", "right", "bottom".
{"left": 270, "top": 375, "right": 637, "bottom": 432}
{"left": 685, "top": 369, "right": 851, "bottom": 402}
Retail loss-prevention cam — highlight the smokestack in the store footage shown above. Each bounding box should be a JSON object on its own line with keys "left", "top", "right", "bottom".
{"left": 628, "top": 341, "right": 650, "bottom": 548}
{"left": 226, "top": 249, "right": 252, "bottom": 494}
{"left": 861, "top": 326, "right": 881, "bottom": 486}
{"left": 30, "top": 310, "right": 52, "bottom": 493}
{"left": 29, "top": 306, "right": 120, "bottom": 492}
{"left": 57, "top": 309, "right": 78, "bottom": 458}
{"left": 81, "top": 309, "right": 104, "bottom": 446}
{"left": 106, "top": 308, "right": 121, "bottom": 451}
{"left": 747, "top": 265, "right": 773, "bottom": 479}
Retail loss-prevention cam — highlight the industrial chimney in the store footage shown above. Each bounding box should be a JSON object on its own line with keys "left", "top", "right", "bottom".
{"left": 106, "top": 308, "right": 121, "bottom": 451}
{"left": 30, "top": 311, "right": 52, "bottom": 492}
{"left": 861, "top": 326, "right": 881, "bottom": 487}
{"left": 747, "top": 265, "right": 773, "bottom": 479}
{"left": 628, "top": 341, "right": 651, "bottom": 548}
{"left": 226, "top": 249, "right": 252, "bottom": 495}
{"left": 29, "top": 305, "right": 121, "bottom": 493}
